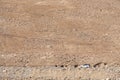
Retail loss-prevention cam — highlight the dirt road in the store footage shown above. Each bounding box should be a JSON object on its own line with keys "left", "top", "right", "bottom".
{"left": 0, "top": 0, "right": 120, "bottom": 79}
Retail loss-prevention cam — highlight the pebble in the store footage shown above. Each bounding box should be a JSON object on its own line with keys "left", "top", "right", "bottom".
{"left": 46, "top": 45, "right": 52, "bottom": 48}
{"left": 3, "top": 69, "right": 7, "bottom": 73}
{"left": 106, "top": 78, "right": 111, "bottom": 80}
{"left": 80, "top": 64, "right": 90, "bottom": 68}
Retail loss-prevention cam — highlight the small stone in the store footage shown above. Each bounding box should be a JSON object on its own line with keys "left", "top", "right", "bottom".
{"left": 106, "top": 78, "right": 111, "bottom": 80}
{"left": 46, "top": 45, "right": 52, "bottom": 48}
{"left": 3, "top": 69, "right": 7, "bottom": 73}
{"left": 73, "top": 28, "right": 77, "bottom": 31}
{"left": 1, "top": 55, "right": 4, "bottom": 57}
{"left": 105, "top": 33, "right": 109, "bottom": 35}
{"left": 80, "top": 64, "right": 90, "bottom": 68}
{"left": 74, "top": 65, "right": 78, "bottom": 68}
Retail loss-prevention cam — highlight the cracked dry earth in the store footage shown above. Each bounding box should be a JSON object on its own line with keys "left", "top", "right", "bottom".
{"left": 0, "top": 0, "right": 120, "bottom": 80}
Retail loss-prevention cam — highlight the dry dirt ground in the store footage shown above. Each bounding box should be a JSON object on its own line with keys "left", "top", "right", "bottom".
{"left": 0, "top": 0, "right": 120, "bottom": 80}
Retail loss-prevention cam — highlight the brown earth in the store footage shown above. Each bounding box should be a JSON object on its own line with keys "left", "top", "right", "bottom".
{"left": 0, "top": 0, "right": 120, "bottom": 79}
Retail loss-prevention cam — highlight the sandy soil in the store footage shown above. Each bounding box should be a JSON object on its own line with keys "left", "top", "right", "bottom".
{"left": 0, "top": 0, "right": 120, "bottom": 79}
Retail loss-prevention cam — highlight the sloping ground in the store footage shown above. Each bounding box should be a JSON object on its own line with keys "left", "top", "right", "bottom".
{"left": 0, "top": 0, "right": 120, "bottom": 79}
{"left": 0, "top": 65, "right": 120, "bottom": 80}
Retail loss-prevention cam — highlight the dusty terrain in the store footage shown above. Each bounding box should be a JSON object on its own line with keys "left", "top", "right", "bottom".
{"left": 0, "top": 0, "right": 120, "bottom": 79}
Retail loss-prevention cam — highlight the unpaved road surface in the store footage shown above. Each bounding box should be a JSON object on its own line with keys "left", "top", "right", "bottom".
{"left": 0, "top": 0, "right": 120, "bottom": 79}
